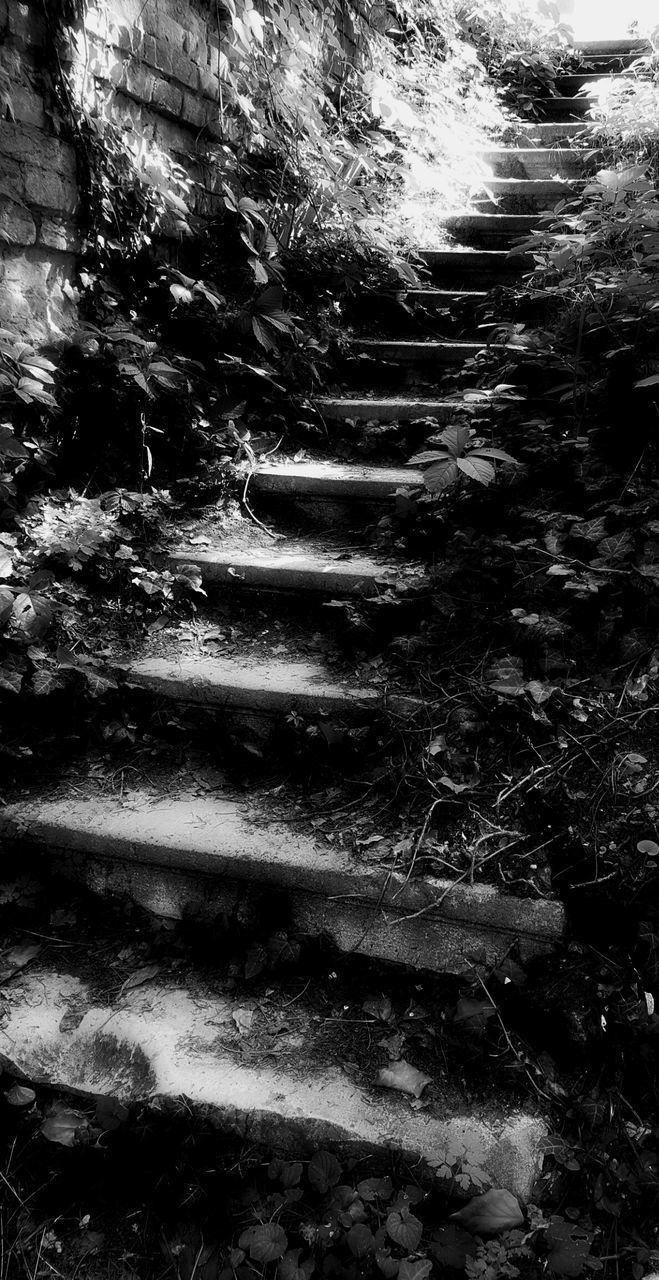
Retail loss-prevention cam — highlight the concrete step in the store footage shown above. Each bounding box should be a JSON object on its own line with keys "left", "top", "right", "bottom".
{"left": 419, "top": 248, "right": 531, "bottom": 283}
{"left": 574, "top": 38, "right": 650, "bottom": 57}
{"left": 168, "top": 544, "right": 410, "bottom": 597}
{"left": 556, "top": 71, "right": 619, "bottom": 94}
{"left": 473, "top": 178, "right": 577, "bottom": 213}
{"left": 440, "top": 214, "right": 539, "bottom": 248}
{"left": 251, "top": 459, "right": 423, "bottom": 501}
{"left": 0, "top": 884, "right": 550, "bottom": 1194}
{"left": 352, "top": 339, "right": 508, "bottom": 365}
{"left": 315, "top": 395, "right": 476, "bottom": 423}
{"left": 537, "top": 96, "right": 592, "bottom": 119}
{"left": 124, "top": 655, "right": 420, "bottom": 719}
{"left": 477, "top": 147, "right": 593, "bottom": 180}
{"left": 504, "top": 121, "right": 587, "bottom": 145}
{"left": 402, "top": 288, "right": 488, "bottom": 309}
{"left": 0, "top": 794, "right": 567, "bottom": 978}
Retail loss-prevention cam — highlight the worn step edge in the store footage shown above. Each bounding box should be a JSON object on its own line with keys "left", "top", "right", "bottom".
{"left": 168, "top": 547, "right": 409, "bottom": 596}
{"left": 0, "top": 958, "right": 546, "bottom": 1198}
{"left": 251, "top": 460, "right": 423, "bottom": 500}
{"left": 0, "top": 796, "right": 567, "bottom": 974}
{"left": 573, "top": 38, "right": 650, "bottom": 54}
{"left": 475, "top": 148, "right": 593, "bottom": 179}
{"left": 124, "top": 655, "right": 420, "bottom": 719}
{"left": 315, "top": 396, "right": 477, "bottom": 422}
{"left": 441, "top": 213, "right": 540, "bottom": 237}
{"left": 419, "top": 249, "right": 532, "bottom": 274}
{"left": 352, "top": 339, "right": 509, "bottom": 364}
{"left": 503, "top": 122, "right": 586, "bottom": 144}
{"left": 537, "top": 97, "right": 591, "bottom": 117}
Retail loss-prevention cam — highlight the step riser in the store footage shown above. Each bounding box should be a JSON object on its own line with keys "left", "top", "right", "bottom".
{"left": 316, "top": 398, "right": 475, "bottom": 423}
{"left": 474, "top": 186, "right": 575, "bottom": 214}
{"left": 0, "top": 803, "right": 566, "bottom": 979}
{"left": 126, "top": 660, "right": 419, "bottom": 721}
{"left": 504, "top": 123, "right": 587, "bottom": 145}
{"left": 168, "top": 552, "right": 407, "bottom": 599}
{"left": 478, "top": 150, "right": 591, "bottom": 180}
{"left": 351, "top": 341, "right": 499, "bottom": 366}
{"left": 537, "top": 98, "right": 591, "bottom": 119}
{"left": 441, "top": 217, "right": 538, "bottom": 249}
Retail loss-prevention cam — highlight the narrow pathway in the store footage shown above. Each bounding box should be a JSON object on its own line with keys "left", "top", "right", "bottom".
{"left": 0, "top": 38, "right": 647, "bottom": 1187}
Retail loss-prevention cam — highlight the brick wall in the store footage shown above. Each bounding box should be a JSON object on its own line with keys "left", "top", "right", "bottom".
{"left": 0, "top": 0, "right": 226, "bottom": 346}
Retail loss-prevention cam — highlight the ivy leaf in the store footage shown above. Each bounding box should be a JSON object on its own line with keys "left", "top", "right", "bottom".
{"left": 278, "top": 1248, "right": 314, "bottom": 1280}
{"left": 386, "top": 1208, "right": 423, "bottom": 1252}
{"left": 308, "top": 1150, "right": 342, "bottom": 1193}
{"left": 487, "top": 655, "right": 525, "bottom": 696}
{"left": 347, "top": 1225, "right": 375, "bottom": 1258}
{"left": 546, "top": 1218, "right": 593, "bottom": 1276}
{"left": 596, "top": 532, "right": 633, "bottom": 561}
{"left": 238, "top": 1224, "right": 288, "bottom": 1263}
{"left": 358, "top": 1177, "right": 394, "bottom": 1203}
{"left": 376, "top": 1249, "right": 399, "bottom": 1278}
{"left": 430, "top": 1225, "right": 477, "bottom": 1268}
{"left": 398, "top": 1261, "right": 432, "bottom": 1280}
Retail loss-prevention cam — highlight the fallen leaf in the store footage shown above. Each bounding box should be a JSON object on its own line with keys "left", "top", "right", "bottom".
{"left": 232, "top": 1006, "right": 255, "bottom": 1035}
{"left": 41, "top": 1103, "right": 88, "bottom": 1147}
{"left": 59, "top": 1010, "right": 85, "bottom": 1034}
{"left": 120, "top": 963, "right": 160, "bottom": 994}
{"left": 450, "top": 1188, "right": 524, "bottom": 1235}
{"left": 377, "top": 1059, "right": 432, "bottom": 1099}
{"left": 2, "top": 942, "right": 41, "bottom": 973}
{"left": 4, "top": 1085, "right": 36, "bottom": 1107}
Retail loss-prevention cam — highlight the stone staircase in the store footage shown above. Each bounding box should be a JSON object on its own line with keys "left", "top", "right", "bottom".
{"left": 0, "top": 38, "right": 646, "bottom": 1193}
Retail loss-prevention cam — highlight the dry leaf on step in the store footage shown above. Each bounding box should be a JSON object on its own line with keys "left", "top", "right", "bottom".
{"left": 450, "top": 1188, "right": 524, "bottom": 1235}
{"left": 376, "top": 1058, "right": 432, "bottom": 1098}
{"left": 233, "top": 1006, "right": 255, "bottom": 1035}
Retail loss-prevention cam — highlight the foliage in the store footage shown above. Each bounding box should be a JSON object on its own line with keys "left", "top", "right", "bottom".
{"left": 460, "top": 0, "right": 575, "bottom": 117}
{"left": 407, "top": 424, "right": 517, "bottom": 493}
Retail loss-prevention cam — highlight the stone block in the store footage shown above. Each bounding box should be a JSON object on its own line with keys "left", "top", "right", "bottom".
{"left": 122, "top": 61, "right": 155, "bottom": 103}
{"left": 142, "top": 6, "right": 184, "bottom": 48}
{"left": 169, "top": 48, "right": 198, "bottom": 90}
{"left": 0, "top": 198, "right": 36, "bottom": 246}
{"left": 0, "top": 245, "right": 78, "bottom": 342}
{"left": 0, "top": 123, "right": 74, "bottom": 177}
{"left": 7, "top": 1, "right": 45, "bottom": 48}
{"left": 23, "top": 167, "right": 78, "bottom": 216}
{"left": 38, "top": 215, "right": 79, "bottom": 253}
{"left": 180, "top": 92, "right": 208, "bottom": 129}
{"left": 154, "top": 36, "right": 173, "bottom": 75}
{"left": 150, "top": 77, "right": 183, "bottom": 118}
{"left": 8, "top": 84, "right": 46, "bottom": 128}
{"left": 197, "top": 65, "right": 220, "bottom": 100}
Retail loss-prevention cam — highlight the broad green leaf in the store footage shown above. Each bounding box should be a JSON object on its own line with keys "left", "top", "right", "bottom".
{"left": 439, "top": 423, "right": 471, "bottom": 456}
{"left": 423, "top": 459, "right": 459, "bottom": 493}
{"left": 546, "top": 1218, "right": 593, "bottom": 1276}
{"left": 41, "top": 1103, "right": 88, "bottom": 1148}
{"left": 450, "top": 1188, "right": 524, "bottom": 1235}
{"left": 456, "top": 456, "right": 495, "bottom": 484}
{"left": 473, "top": 447, "right": 518, "bottom": 464}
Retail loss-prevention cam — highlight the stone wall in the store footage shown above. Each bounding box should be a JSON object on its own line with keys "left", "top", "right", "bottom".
{"left": 0, "top": 0, "right": 226, "bottom": 346}
{"left": 0, "top": 1, "right": 79, "bottom": 343}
